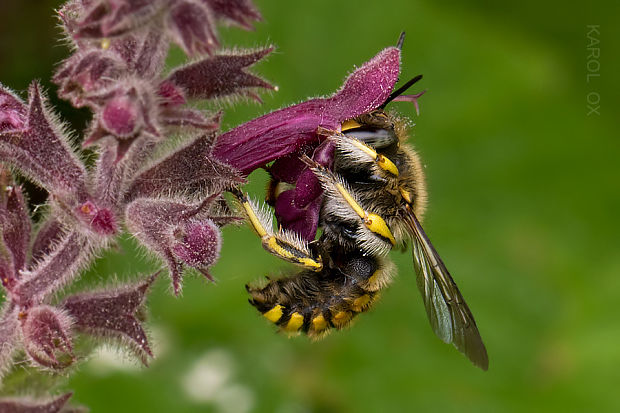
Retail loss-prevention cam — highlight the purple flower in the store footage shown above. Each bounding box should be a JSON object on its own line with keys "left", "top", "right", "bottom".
{"left": 212, "top": 47, "right": 403, "bottom": 239}
{"left": 0, "top": 0, "right": 267, "bottom": 396}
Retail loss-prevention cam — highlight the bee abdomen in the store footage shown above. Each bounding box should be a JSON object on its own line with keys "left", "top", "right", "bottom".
{"left": 249, "top": 290, "right": 379, "bottom": 337}
{"left": 247, "top": 258, "right": 395, "bottom": 337}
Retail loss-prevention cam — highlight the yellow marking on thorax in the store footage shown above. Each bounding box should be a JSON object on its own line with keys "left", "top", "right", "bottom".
{"left": 311, "top": 314, "right": 327, "bottom": 331}
{"left": 101, "top": 38, "right": 111, "bottom": 50}
{"left": 285, "top": 312, "right": 304, "bottom": 331}
{"left": 263, "top": 305, "right": 283, "bottom": 323}
{"left": 335, "top": 183, "right": 396, "bottom": 245}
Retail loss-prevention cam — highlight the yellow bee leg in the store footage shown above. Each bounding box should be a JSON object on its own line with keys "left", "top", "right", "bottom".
{"left": 331, "top": 133, "right": 399, "bottom": 177}
{"left": 231, "top": 189, "right": 323, "bottom": 271}
{"left": 302, "top": 159, "right": 396, "bottom": 246}
{"left": 333, "top": 183, "right": 396, "bottom": 246}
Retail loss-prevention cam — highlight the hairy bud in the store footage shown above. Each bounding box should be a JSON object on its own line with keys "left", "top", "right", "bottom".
{"left": 21, "top": 305, "right": 74, "bottom": 369}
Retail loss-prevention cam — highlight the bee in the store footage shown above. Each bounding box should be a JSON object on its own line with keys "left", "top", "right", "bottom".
{"left": 233, "top": 78, "right": 488, "bottom": 370}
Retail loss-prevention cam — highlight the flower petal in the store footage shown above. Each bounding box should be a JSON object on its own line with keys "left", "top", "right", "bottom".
{"left": 212, "top": 47, "right": 400, "bottom": 174}
{"left": 171, "top": 220, "right": 221, "bottom": 272}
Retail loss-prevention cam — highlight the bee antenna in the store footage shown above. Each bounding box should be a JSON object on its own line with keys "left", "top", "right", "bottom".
{"left": 380, "top": 74, "right": 423, "bottom": 109}
{"left": 397, "top": 32, "right": 406, "bottom": 50}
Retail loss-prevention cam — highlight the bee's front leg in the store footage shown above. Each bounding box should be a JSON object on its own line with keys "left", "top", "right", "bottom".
{"left": 231, "top": 189, "right": 323, "bottom": 271}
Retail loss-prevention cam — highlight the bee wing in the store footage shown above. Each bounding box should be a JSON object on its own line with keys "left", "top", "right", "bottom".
{"left": 406, "top": 211, "right": 489, "bottom": 370}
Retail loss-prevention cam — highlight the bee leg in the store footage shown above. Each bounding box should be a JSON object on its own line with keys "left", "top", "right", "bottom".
{"left": 302, "top": 157, "right": 396, "bottom": 248}
{"left": 231, "top": 189, "right": 323, "bottom": 271}
{"left": 329, "top": 132, "right": 400, "bottom": 177}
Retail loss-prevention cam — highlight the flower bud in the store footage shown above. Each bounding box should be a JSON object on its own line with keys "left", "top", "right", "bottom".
{"left": 22, "top": 305, "right": 74, "bottom": 369}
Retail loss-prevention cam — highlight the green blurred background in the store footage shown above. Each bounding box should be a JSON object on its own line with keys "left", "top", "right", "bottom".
{"left": 1, "top": 0, "right": 618, "bottom": 411}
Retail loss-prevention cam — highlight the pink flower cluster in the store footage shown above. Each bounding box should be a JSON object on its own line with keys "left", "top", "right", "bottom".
{"left": 0, "top": 0, "right": 268, "bottom": 409}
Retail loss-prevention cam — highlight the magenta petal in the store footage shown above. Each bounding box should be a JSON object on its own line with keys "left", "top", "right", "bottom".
{"left": 270, "top": 142, "right": 333, "bottom": 240}
{"left": 212, "top": 47, "right": 400, "bottom": 174}
{"left": 213, "top": 105, "right": 331, "bottom": 174}
{"left": 274, "top": 192, "right": 321, "bottom": 241}
{"left": 269, "top": 153, "right": 307, "bottom": 184}
{"left": 101, "top": 93, "right": 141, "bottom": 137}
{"left": 326, "top": 47, "right": 401, "bottom": 120}
{"left": 292, "top": 168, "right": 322, "bottom": 208}
{"left": 88, "top": 80, "right": 160, "bottom": 140}
{"left": 75, "top": 200, "right": 118, "bottom": 235}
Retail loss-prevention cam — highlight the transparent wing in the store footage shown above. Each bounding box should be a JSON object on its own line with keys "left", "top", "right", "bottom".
{"left": 406, "top": 210, "right": 488, "bottom": 370}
